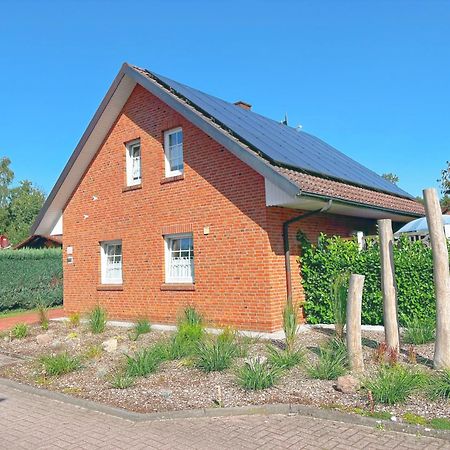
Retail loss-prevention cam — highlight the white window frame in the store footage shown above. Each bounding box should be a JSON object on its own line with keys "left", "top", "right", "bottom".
{"left": 100, "top": 240, "right": 123, "bottom": 284}
{"left": 164, "top": 127, "right": 184, "bottom": 177}
{"left": 164, "top": 233, "right": 194, "bottom": 283}
{"left": 125, "top": 139, "right": 141, "bottom": 186}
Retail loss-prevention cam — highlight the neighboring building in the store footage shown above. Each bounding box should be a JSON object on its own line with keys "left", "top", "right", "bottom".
{"left": 0, "top": 235, "right": 10, "bottom": 249}
{"left": 14, "top": 234, "right": 62, "bottom": 250}
{"left": 32, "top": 64, "right": 424, "bottom": 331}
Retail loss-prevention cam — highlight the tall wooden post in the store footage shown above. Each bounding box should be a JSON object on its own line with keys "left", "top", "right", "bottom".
{"left": 423, "top": 188, "right": 450, "bottom": 369}
{"left": 378, "top": 219, "right": 400, "bottom": 351}
{"left": 346, "top": 274, "right": 365, "bottom": 372}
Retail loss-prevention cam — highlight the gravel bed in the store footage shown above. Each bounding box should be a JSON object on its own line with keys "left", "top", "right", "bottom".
{"left": 0, "top": 321, "right": 448, "bottom": 420}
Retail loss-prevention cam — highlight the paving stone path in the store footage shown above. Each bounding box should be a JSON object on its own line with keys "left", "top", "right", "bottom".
{"left": 1, "top": 382, "right": 449, "bottom": 449}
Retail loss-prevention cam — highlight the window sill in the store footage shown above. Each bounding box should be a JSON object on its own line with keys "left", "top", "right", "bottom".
{"left": 160, "top": 283, "right": 195, "bottom": 291}
{"left": 122, "top": 183, "right": 142, "bottom": 193}
{"left": 97, "top": 284, "right": 124, "bottom": 291}
{"left": 160, "top": 174, "right": 184, "bottom": 185}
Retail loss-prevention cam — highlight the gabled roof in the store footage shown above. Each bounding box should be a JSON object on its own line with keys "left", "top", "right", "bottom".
{"left": 32, "top": 63, "right": 423, "bottom": 235}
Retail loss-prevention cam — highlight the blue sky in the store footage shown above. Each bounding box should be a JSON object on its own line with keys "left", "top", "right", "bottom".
{"left": 1, "top": 0, "right": 449, "bottom": 198}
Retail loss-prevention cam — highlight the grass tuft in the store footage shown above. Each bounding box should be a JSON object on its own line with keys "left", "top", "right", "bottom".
{"left": 40, "top": 352, "right": 81, "bottom": 376}
{"left": 110, "top": 371, "right": 135, "bottom": 389}
{"left": 237, "top": 358, "right": 282, "bottom": 390}
{"left": 402, "top": 315, "right": 435, "bottom": 345}
{"left": 364, "top": 365, "right": 425, "bottom": 405}
{"left": 195, "top": 338, "right": 237, "bottom": 372}
{"left": 307, "top": 339, "right": 347, "bottom": 380}
{"left": 125, "top": 343, "right": 168, "bottom": 377}
{"left": 130, "top": 318, "right": 151, "bottom": 341}
{"left": 88, "top": 305, "right": 107, "bottom": 334}
{"left": 84, "top": 344, "right": 103, "bottom": 359}
{"left": 429, "top": 418, "right": 450, "bottom": 430}
{"left": 266, "top": 344, "right": 304, "bottom": 370}
{"left": 427, "top": 369, "right": 450, "bottom": 400}
{"left": 68, "top": 312, "right": 80, "bottom": 328}
{"left": 11, "top": 323, "right": 28, "bottom": 339}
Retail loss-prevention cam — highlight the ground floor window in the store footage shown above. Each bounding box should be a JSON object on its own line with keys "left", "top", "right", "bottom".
{"left": 165, "top": 234, "right": 194, "bottom": 283}
{"left": 101, "top": 240, "right": 122, "bottom": 284}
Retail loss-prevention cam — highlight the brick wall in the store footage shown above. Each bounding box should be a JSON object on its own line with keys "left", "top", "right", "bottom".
{"left": 63, "top": 84, "right": 375, "bottom": 331}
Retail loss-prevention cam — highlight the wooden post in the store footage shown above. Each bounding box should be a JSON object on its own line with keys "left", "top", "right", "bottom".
{"left": 378, "top": 219, "right": 400, "bottom": 351}
{"left": 346, "top": 274, "right": 365, "bottom": 372}
{"left": 423, "top": 188, "right": 450, "bottom": 369}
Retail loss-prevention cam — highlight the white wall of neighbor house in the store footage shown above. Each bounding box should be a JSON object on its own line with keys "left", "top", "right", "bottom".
{"left": 50, "top": 213, "right": 63, "bottom": 236}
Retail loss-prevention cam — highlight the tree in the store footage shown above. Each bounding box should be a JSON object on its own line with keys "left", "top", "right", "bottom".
{"left": 0, "top": 157, "right": 14, "bottom": 226}
{"left": 382, "top": 173, "right": 399, "bottom": 185}
{"left": 439, "top": 161, "right": 450, "bottom": 196}
{"left": 0, "top": 157, "right": 45, "bottom": 244}
{"left": 438, "top": 161, "right": 450, "bottom": 210}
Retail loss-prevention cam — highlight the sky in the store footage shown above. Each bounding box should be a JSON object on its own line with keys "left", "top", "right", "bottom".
{"left": 1, "top": 0, "right": 449, "bottom": 198}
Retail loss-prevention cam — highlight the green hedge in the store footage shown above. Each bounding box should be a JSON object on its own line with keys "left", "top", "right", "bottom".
{"left": 0, "top": 248, "right": 63, "bottom": 312}
{"left": 300, "top": 235, "right": 449, "bottom": 325}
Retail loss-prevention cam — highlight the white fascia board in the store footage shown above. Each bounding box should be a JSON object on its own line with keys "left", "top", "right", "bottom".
{"left": 33, "top": 71, "right": 136, "bottom": 235}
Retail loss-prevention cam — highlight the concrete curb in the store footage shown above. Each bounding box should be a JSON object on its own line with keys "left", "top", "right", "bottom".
{"left": 1, "top": 377, "right": 449, "bottom": 442}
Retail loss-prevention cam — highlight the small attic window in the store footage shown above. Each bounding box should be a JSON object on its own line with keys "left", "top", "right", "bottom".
{"left": 164, "top": 128, "right": 183, "bottom": 177}
{"left": 126, "top": 140, "right": 141, "bottom": 186}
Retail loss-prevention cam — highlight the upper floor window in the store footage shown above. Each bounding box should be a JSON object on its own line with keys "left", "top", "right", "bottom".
{"left": 126, "top": 140, "right": 141, "bottom": 186}
{"left": 164, "top": 128, "right": 183, "bottom": 177}
{"left": 101, "top": 240, "right": 122, "bottom": 284}
{"left": 165, "top": 234, "right": 194, "bottom": 283}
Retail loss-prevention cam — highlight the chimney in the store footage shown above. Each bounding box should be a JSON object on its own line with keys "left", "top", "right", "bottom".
{"left": 234, "top": 100, "right": 252, "bottom": 110}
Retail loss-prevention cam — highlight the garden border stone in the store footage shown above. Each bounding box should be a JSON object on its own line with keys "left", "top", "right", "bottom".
{"left": 1, "top": 377, "right": 450, "bottom": 442}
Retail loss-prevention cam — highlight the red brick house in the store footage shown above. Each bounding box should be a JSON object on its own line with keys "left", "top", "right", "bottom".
{"left": 32, "top": 63, "right": 424, "bottom": 331}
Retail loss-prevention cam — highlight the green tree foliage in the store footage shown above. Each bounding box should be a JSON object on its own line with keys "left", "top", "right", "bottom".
{"left": 301, "top": 235, "right": 448, "bottom": 325}
{"left": 0, "top": 157, "right": 45, "bottom": 244}
{"left": 381, "top": 172, "right": 399, "bottom": 185}
{"left": 439, "top": 160, "right": 450, "bottom": 210}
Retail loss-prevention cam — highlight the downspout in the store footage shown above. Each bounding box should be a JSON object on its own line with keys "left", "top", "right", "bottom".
{"left": 283, "top": 200, "right": 333, "bottom": 306}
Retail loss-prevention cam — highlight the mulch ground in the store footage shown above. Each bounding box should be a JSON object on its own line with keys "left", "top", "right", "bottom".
{"left": 0, "top": 320, "right": 448, "bottom": 420}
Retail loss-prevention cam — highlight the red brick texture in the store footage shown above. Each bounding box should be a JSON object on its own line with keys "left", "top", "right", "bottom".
{"left": 62, "top": 85, "right": 375, "bottom": 331}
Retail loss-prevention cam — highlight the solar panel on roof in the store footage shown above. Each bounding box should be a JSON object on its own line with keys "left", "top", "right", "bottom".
{"left": 150, "top": 71, "right": 412, "bottom": 198}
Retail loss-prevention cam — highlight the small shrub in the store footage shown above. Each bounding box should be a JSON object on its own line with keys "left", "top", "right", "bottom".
{"left": 237, "top": 358, "right": 282, "bottom": 390}
{"left": 364, "top": 365, "right": 425, "bottom": 405}
{"left": 68, "top": 312, "right": 80, "bottom": 328}
{"left": 307, "top": 339, "right": 347, "bottom": 380}
{"left": 11, "top": 323, "right": 28, "bottom": 339}
{"left": 330, "top": 272, "right": 349, "bottom": 340}
{"left": 130, "top": 318, "right": 151, "bottom": 341}
{"left": 402, "top": 315, "right": 435, "bottom": 345}
{"left": 266, "top": 344, "right": 304, "bottom": 370}
{"left": 84, "top": 344, "right": 103, "bottom": 359}
{"left": 36, "top": 298, "right": 49, "bottom": 330}
{"left": 283, "top": 303, "right": 298, "bottom": 352}
{"left": 374, "top": 342, "right": 398, "bottom": 366}
{"left": 40, "top": 352, "right": 81, "bottom": 376}
{"left": 110, "top": 371, "right": 134, "bottom": 389}
{"left": 403, "top": 413, "right": 427, "bottom": 426}
{"left": 429, "top": 418, "right": 450, "bottom": 431}
{"left": 88, "top": 305, "right": 107, "bottom": 334}
{"left": 427, "top": 369, "right": 450, "bottom": 400}
{"left": 195, "top": 338, "right": 237, "bottom": 372}
{"left": 125, "top": 343, "right": 168, "bottom": 377}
